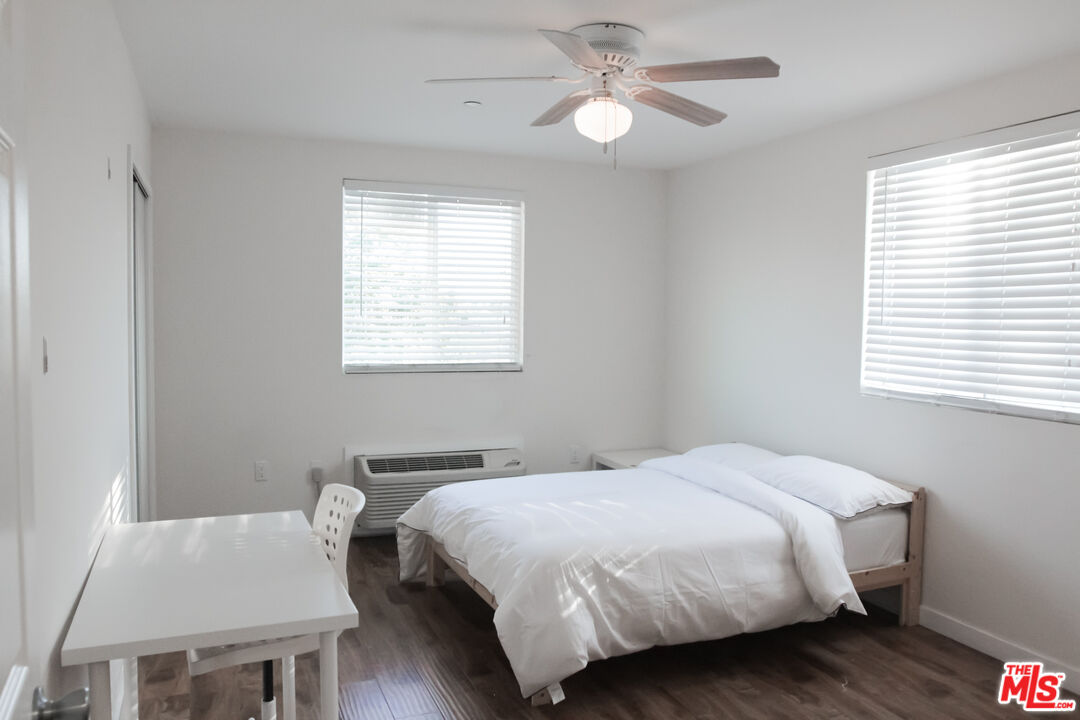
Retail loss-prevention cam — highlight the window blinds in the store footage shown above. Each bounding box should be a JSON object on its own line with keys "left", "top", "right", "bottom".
{"left": 342, "top": 181, "right": 523, "bottom": 372}
{"left": 863, "top": 121, "right": 1080, "bottom": 423}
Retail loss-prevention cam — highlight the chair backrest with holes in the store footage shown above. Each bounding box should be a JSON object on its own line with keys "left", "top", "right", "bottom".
{"left": 312, "top": 483, "right": 365, "bottom": 584}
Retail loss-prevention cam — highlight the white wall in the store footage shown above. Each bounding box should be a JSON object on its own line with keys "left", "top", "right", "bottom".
{"left": 665, "top": 52, "right": 1080, "bottom": 685}
{"left": 24, "top": 0, "right": 150, "bottom": 706}
{"left": 151, "top": 128, "right": 667, "bottom": 520}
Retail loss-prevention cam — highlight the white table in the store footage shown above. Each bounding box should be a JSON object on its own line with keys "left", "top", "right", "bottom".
{"left": 62, "top": 511, "right": 358, "bottom": 720}
{"left": 591, "top": 447, "right": 676, "bottom": 470}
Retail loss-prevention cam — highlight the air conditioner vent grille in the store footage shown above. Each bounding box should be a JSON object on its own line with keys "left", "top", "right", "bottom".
{"left": 354, "top": 447, "right": 524, "bottom": 536}
{"left": 366, "top": 453, "right": 484, "bottom": 475}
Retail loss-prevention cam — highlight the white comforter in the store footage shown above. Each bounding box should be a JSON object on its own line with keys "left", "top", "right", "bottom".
{"left": 396, "top": 454, "right": 863, "bottom": 698}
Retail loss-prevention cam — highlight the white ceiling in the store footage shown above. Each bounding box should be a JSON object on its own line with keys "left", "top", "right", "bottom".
{"left": 112, "top": 0, "right": 1080, "bottom": 169}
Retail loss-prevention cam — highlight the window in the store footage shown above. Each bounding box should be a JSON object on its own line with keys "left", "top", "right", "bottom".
{"left": 342, "top": 180, "right": 523, "bottom": 373}
{"left": 862, "top": 114, "right": 1080, "bottom": 423}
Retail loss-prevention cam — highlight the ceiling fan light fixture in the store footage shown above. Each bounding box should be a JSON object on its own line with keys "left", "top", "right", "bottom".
{"left": 573, "top": 97, "right": 633, "bottom": 143}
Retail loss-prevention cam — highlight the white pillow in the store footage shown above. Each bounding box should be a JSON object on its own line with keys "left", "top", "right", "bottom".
{"left": 686, "top": 442, "right": 781, "bottom": 471}
{"left": 748, "top": 455, "right": 912, "bottom": 518}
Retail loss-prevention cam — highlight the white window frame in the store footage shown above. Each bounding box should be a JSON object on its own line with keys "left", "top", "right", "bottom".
{"left": 862, "top": 111, "right": 1080, "bottom": 424}
{"left": 342, "top": 180, "right": 524, "bottom": 374}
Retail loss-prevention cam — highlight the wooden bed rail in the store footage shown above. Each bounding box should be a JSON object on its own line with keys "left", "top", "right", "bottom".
{"left": 426, "top": 538, "right": 498, "bottom": 610}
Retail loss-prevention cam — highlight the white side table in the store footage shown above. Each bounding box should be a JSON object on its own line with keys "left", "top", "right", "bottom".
{"left": 592, "top": 447, "right": 676, "bottom": 470}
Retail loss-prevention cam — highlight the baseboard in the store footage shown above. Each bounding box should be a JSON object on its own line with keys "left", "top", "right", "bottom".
{"left": 920, "top": 606, "right": 1080, "bottom": 695}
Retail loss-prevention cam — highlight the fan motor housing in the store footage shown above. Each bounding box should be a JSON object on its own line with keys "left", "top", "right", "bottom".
{"left": 571, "top": 22, "right": 645, "bottom": 70}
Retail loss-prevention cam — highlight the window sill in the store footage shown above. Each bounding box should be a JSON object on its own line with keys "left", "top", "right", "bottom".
{"left": 343, "top": 363, "right": 523, "bottom": 374}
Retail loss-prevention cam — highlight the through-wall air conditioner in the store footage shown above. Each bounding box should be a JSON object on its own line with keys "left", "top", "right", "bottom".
{"left": 353, "top": 448, "right": 525, "bottom": 535}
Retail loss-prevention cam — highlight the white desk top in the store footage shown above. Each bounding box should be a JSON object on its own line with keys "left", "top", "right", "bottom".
{"left": 62, "top": 511, "right": 358, "bottom": 665}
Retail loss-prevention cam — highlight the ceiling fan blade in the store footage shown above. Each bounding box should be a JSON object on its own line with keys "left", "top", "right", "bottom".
{"left": 625, "top": 86, "right": 727, "bottom": 126}
{"left": 426, "top": 75, "right": 577, "bottom": 84}
{"left": 538, "top": 29, "right": 607, "bottom": 71}
{"left": 634, "top": 56, "right": 780, "bottom": 83}
{"left": 530, "top": 89, "right": 593, "bottom": 126}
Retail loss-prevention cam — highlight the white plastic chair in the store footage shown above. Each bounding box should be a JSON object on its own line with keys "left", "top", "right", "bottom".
{"left": 187, "top": 484, "right": 365, "bottom": 720}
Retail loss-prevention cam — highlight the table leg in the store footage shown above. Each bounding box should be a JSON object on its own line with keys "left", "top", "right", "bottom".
{"left": 319, "top": 631, "right": 338, "bottom": 720}
{"left": 88, "top": 661, "right": 112, "bottom": 720}
{"left": 283, "top": 655, "right": 296, "bottom": 720}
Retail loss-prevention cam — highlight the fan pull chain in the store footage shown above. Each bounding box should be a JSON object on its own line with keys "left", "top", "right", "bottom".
{"left": 603, "top": 92, "right": 610, "bottom": 155}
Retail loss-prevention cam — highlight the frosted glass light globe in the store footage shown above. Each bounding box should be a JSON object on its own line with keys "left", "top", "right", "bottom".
{"left": 573, "top": 97, "right": 633, "bottom": 143}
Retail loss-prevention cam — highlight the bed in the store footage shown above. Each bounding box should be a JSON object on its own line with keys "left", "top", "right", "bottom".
{"left": 396, "top": 446, "right": 925, "bottom": 705}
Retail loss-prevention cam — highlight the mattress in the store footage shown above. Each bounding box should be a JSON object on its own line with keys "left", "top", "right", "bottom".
{"left": 839, "top": 508, "right": 908, "bottom": 572}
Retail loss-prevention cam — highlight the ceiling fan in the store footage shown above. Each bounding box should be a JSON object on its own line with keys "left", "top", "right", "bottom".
{"left": 426, "top": 23, "right": 779, "bottom": 144}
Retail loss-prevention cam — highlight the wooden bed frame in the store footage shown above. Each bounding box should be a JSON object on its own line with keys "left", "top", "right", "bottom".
{"left": 422, "top": 481, "right": 926, "bottom": 705}
{"left": 848, "top": 481, "right": 926, "bottom": 626}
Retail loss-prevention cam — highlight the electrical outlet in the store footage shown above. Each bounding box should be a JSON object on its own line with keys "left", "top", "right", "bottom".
{"left": 569, "top": 444, "right": 585, "bottom": 465}
{"left": 254, "top": 460, "right": 269, "bottom": 482}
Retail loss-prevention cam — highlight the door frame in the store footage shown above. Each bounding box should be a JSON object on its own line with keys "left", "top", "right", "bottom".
{"left": 127, "top": 148, "right": 154, "bottom": 523}
{"left": 0, "top": 118, "right": 38, "bottom": 720}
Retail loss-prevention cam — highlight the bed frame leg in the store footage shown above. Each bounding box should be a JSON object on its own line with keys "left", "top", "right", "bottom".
{"left": 530, "top": 683, "right": 565, "bottom": 706}
{"left": 899, "top": 487, "right": 926, "bottom": 626}
{"left": 426, "top": 538, "right": 446, "bottom": 587}
{"left": 900, "top": 577, "right": 921, "bottom": 626}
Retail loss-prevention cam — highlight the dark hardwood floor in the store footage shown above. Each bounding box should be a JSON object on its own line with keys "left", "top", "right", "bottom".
{"left": 139, "top": 536, "right": 1062, "bottom": 719}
